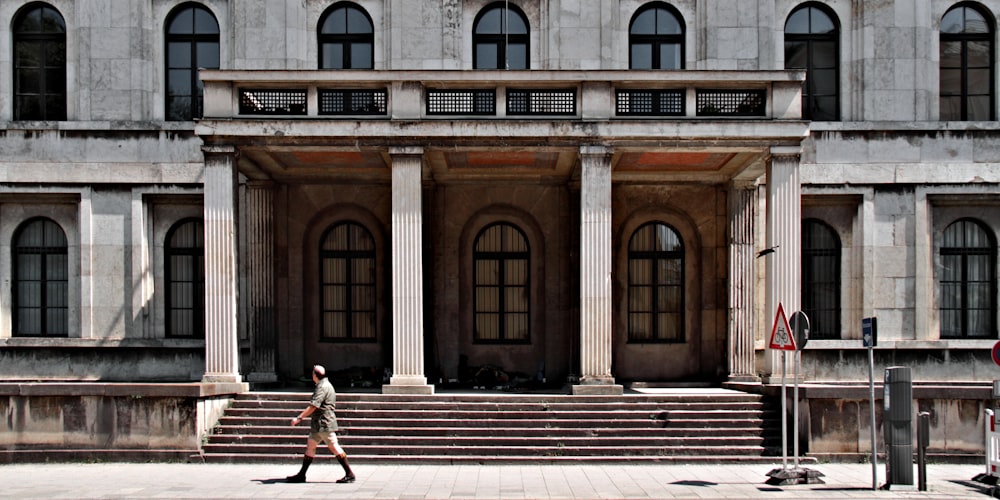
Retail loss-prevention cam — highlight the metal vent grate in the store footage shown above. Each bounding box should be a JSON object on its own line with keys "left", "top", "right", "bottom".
{"left": 616, "top": 89, "right": 685, "bottom": 116}
{"left": 426, "top": 89, "right": 496, "bottom": 115}
{"left": 507, "top": 89, "right": 576, "bottom": 116}
{"left": 696, "top": 89, "right": 766, "bottom": 117}
{"left": 319, "top": 89, "right": 387, "bottom": 115}
{"left": 239, "top": 89, "right": 307, "bottom": 115}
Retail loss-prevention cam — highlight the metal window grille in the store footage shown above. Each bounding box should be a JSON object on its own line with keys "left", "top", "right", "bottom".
{"left": 616, "top": 89, "right": 685, "bottom": 116}
{"left": 696, "top": 89, "right": 766, "bottom": 117}
{"left": 239, "top": 88, "right": 307, "bottom": 115}
{"left": 426, "top": 89, "right": 496, "bottom": 115}
{"left": 507, "top": 89, "right": 576, "bottom": 116}
{"left": 319, "top": 89, "right": 387, "bottom": 115}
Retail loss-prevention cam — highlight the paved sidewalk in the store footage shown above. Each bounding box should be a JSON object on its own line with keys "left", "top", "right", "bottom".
{"left": 0, "top": 462, "right": 992, "bottom": 499}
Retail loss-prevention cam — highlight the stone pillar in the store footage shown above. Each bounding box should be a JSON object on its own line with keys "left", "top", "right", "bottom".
{"left": 202, "top": 145, "right": 243, "bottom": 384}
{"left": 384, "top": 147, "right": 434, "bottom": 394}
{"left": 573, "top": 146, "right": 622, "bottom": 395}
{"left": 763, "top": 147, "right": 802, "bottom": 379}
{"left": 727, "top": 181, "right": 759, "bottom": 382}
{"left": 246, "top": 181, "right": 277, "bottom": 383}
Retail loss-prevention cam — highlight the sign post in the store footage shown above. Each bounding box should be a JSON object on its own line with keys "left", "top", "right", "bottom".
{"left": 863, "top": 316, "right": 878, "bottom": 490}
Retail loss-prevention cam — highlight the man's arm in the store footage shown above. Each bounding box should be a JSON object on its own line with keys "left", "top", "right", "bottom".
{"left": 291, "top": 405, "right": 318, "bottom": 426}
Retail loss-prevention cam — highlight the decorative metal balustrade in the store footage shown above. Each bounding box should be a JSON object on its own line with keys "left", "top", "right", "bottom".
{"left": 203, "top": 70, "right": 804, "bottom": 121}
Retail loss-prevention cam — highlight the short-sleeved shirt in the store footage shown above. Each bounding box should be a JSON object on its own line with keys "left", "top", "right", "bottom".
{"left": 309, "top": 377, "right": 339, "bottom": 432}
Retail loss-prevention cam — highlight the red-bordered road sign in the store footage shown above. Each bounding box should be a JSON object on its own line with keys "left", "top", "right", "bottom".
{"left": 991, "top": 340, "right": 1000, "bottom": 367}
{"left": 769, "top": 303, "right": 797, "bottom": 351}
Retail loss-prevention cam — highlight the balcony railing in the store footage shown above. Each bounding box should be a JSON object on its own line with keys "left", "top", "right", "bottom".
{"left": 202, "top": 70, "right": 804, "bottom": 121}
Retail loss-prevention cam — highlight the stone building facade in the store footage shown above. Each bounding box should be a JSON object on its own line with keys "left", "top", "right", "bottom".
{"left": 0, "top": 0, "right": 998, "bottom": 457}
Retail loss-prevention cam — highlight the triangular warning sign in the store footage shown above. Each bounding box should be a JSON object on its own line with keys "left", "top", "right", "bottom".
{"left": 769, "top": 303, "right": 797, "bottom": 351}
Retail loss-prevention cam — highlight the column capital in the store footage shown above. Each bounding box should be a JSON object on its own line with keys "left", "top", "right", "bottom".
{"left": 201, "top": 144, "right": 238, "bottom": 156}
{"left": 579, "top": 145, "right": 614, "bottom": 157}
{"left": 769, "top": 146, "right": 801, "bottom": 162}
{"left": 388, "top": 146, "right": 424, "bottom": 157}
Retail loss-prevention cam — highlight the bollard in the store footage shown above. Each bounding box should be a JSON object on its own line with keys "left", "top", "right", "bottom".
{"left": 917, "top": 411, "right": 929, "bottom": 491}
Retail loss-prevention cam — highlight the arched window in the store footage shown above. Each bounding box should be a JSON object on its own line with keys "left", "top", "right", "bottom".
{"left": 940, "top": 4, "right": 995, "bottom": 121}
{"left": 629, "top": 2, "right": 684, "bottom": 70}
{"left": 165, "top": 3, "right": 219, "bottom": 121}
{"left": 940, "top": 218, "right": 997, "bottom": 338}
{"left": 13, "top": 217, "right": 68, "bottom": 336}
{"left": 802, "top": 219, "right": 841, "bottom": 339}
{"left": 473, "top": 2, "right": 529, "bottom": 70}
{"left": 320, "top": 222, "right": 376, "bottom": 341}
{"left": 785, "top": 3, "right": 839, "bottom": 121}
{"left": 165, "top": 219, "right": 204, "bottom": 338}
{"left": 318, "top": 2, "right": 374, "bottom": 69}
{"left": 628, "top": 222, "right": 684, "bottom": 342}
{"left": 13, "top": 3, "right": 66, "bottom": 121}
{"left": 473, "top": 223, "right": 529, "bottom": 342}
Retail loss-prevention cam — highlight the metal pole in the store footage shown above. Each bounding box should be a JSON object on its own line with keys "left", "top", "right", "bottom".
{"left": 781, "top": 350, "right": 788, "bottom": 469}
{"left": 793, "top": 349, "right": 800, "bottom": 469}
{"left": 868, "top": 344, "right": 878, "bottom": 490}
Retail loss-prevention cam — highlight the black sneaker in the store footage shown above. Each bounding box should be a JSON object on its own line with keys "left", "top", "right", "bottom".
{"left": 286, "top": 474, "right": 306, "bottom": 483}
{"left": 336, "top": 475, "right": 356, "bottom": 484}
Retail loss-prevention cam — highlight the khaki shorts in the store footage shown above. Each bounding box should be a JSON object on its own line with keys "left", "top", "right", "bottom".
{"left": 309, "top": 430, "right": 340, "bottom": 446}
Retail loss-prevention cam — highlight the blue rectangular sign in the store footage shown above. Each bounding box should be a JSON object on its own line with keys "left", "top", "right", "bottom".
{"left": 862, "top": 317, "right": 877, "bottom": 347}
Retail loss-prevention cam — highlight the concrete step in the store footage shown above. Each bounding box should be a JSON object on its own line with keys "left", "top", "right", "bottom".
{"left": 198, "top": 391, "right": 784, "bottom": 463}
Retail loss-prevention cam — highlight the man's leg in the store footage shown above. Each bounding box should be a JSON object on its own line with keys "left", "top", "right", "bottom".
{"left": 325, "top": 434, "right": 355, "bottom": 483}
{"left": 287, "top": 438, "right": 319, "bottom": 482}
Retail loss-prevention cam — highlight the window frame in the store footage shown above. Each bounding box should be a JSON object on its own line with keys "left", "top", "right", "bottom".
{"left": 472, "top": 2, "right": 530, "bottom": 70}
{"left": 12, "top": 2, "right": 67, "bottom": 121}
{"left": 164, "top": 218, "right": 205, "bottom": 339}
{"left": 317, "top": 2, "right": 375, "bottom": 70}
{"left": 627, "top": 221, "right": 685, "bottom": 343}
{"left": 472, "top": 222, "right": 531, "bottom": 344}
{"left": 164, "top": 2, "right": 220, "bottom": 121}
{"left": 319, "top": 221, "right": 378, "bottom": 343}
{"left": 784, "top": 3, "right": 840, "bottom": 121}
{"left": 939, "top": 3, "right": 996, "bottom": 121}
{"left": 12, "top": 217, "right": 69, "bottom": 337}
{"left": 628, "top": 2, "right": 685, "bottom": 70}
{"left": 939, "top": 218, "right": 997, "bottom": 339}
{"left": 801, "top": 218, "right": 842, "bottom": 339}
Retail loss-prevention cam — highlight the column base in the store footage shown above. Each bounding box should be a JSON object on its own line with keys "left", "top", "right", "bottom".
{"left": 572, "top": 377, "right": 623, "bottom": 395}
{"left": 382, "top": 375, "right": 435, "bottom": 394}
{"left": 201, "top": 373, "right": 244, "bottom": 384}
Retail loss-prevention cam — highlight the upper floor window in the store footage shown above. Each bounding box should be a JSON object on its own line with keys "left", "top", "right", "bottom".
{"left": 802, "top": 219, "right": 841, "bottom": 339}
{"left": 318, "top": 2, "right": 374, "bottom": 69}
{"left": 473, "top": 222, "right": 530, "bottom": 343}
{"left": 13, "top": 217, "right": 68, "bottom": 337}
{"left": 629, "top": 2, "right": 684, "bottom": 70}
{"left": 785, "top": 3, "right": 839, "bottom": 121}
{"left": 165, "top": 3, "right": 219, "bottom": 121}
{"left": 165, "top": 219, "right": 204, "bottom": 338}
{"left": 940, "top": 218, "right": 996, "bottom": 338}
{"left": 940, "top": 4, "right": 995, "bottom": 121}
{"left": 473, "top": 2, "right": 529, "bottom": 69}
{"left": 13, "top": 3, "right": 66, "bottom": 121}
{"left": 320, "top": 222, "right": 377, "bottom": 342}
{"left": 628, "top": 222, "right": 684, "bottom": 342}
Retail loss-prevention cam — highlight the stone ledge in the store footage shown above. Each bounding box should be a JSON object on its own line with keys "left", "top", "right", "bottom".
{"left": 0, "top": 382, "right": 248, "bottom": 398}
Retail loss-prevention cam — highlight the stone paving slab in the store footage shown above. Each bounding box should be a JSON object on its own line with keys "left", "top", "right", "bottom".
{"left": 0, "top": 462, "right": 991, "bottom": 499}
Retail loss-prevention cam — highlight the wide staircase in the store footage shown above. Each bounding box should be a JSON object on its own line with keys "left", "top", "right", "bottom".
{"left": 196, "top": 389, "right": 786, "bottom": 464}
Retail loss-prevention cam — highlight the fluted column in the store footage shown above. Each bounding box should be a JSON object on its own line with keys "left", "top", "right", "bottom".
{"left": 202, "top": 145, "right": 243, "bottom": 384}
{"left": 573, "top": 145, "right": 622, "bottom": 395}
{"left": 727, "top": 182, "right": 759, "bottom": 382}
{"left": 763, "top": 148, "right": 802, "bottom": 379}
{"left": 246, "top": 181, "right": 277, "bottom": 383}
{"left": 385, "top": 147, "right": 434, "bottom": 394}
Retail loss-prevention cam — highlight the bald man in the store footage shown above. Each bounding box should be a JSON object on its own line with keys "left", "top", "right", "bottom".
{"left": 286, "top": 364, "right": 355, "bottom": 483}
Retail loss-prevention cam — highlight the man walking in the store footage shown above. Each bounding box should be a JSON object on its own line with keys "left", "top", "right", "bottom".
{"left": 286, "top": 365, "right": 356, "bottom": 483}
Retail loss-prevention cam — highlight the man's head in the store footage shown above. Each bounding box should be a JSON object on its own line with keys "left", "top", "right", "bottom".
{"left": 312, "top": 365, "right": 326, "bottom": 382}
